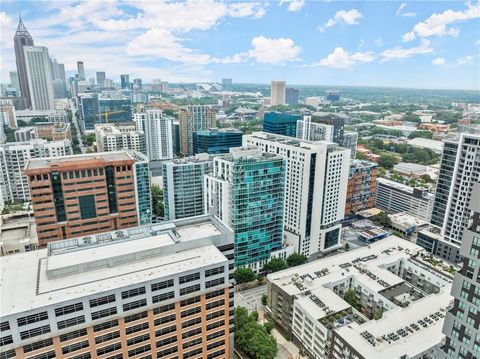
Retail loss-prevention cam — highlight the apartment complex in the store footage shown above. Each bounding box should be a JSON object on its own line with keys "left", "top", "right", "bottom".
{"left": 296, "top": 115, "right": 334, "bottom": 142}
{"left": 263, "top": 111, "right": 301, "bottom": 138}
{"left": 310, "top": 113, "right": 347, "bottom": 144}
{"left": 266, "top": 236, "right": 453, "bottom": 359}
{"left": 343, "top": 132, "right": 358, "bottom": 158}
{"left": 193, "top": 128, "right": 242, "bottom": 155}
{"left": 245, "top": 132, "right": 350, "bottom": 256}
{"left": 95, "top": 123, "right": 146, "bottom": 155}
{"left": 0, "top": 215, "right": 233, "bottom": 359}
{"left": 133, "top": 108, "right": 173, "bottom": 161}
{"left": 442, "top": 182, "right": 480, "bottom": 358}
{"left": 34, "top": 122, "right": 72, "bottom": 141}
{"left": 0, "top": 139, "right": 72, "bottom": 204}
{"left": 205, "top": 147, "right": 285, "bottom": 270}
{"left": 163, "top": 154, "right": 214, "bottom": 221}
{"left": 179, "top": 105, "right": 217, "bottom": 156}
{"left": 25, "top": 150, "right": 151, "bottom": 246}
{"left": 376, "top": 178, "right": 433, "bottom": 222}
{"left": 345, "top": 160, "right": 378, "bottom": 216}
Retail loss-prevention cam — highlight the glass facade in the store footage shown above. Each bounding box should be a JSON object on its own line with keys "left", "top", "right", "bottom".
{"left": 263, "top": 112, "right": 301, "bottom": 137}
{"left": 232, "top": 156, "right": 285, "bottom": 267}
{"left": 78, "top": 94, "right": 99, "bottom": 130}
{"left": 51, "top": 171, "right": 66, "bottom": 222}
{"left": 105, "top": 166, "right": 117, "bottom": 214}
{"left": 79, "top": 195, "right": 96, "bottom": 220}
{"left": 193, "top": 130, "right": 242, "bottom": 155}
{"left": 134, "top": 161, "right": 152, "bottom": 225}
{"left": 98, "top": 99, "right": 132, "bottom": 124}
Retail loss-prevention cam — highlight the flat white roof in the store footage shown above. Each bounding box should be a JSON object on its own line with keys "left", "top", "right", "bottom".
{"left": 335, "top": 290, "right": 451, "bottom": 358}
{"left": 0, "top": 220, "right": 227, "bottom": 317}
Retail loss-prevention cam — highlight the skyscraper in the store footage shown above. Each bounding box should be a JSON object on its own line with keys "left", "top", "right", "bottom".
{"left": 426, "top": 133, "right": 480, "bottom": 261}
{"left": 23, "top": 46, "right": 55, "bottom": 110}
{"left": 245, "top": 132, "right": 351, "bottom": 256}
{"left": 25, "top": 150, "right": 151, "bottom": 245}
{"left": 311, "top": 112, "right": 346, "bottom": 144}
{"left": 270, "top": 80, "right": 286, "bottom": 106}
{"left": 133, "top": 78, "right": 142, "bottom": 89}
{"left": 296, "top": 115, "right": 334, "bottom": 142}
{"left": 441, "top": 182, "right": 480, "bottom": 358}
{"left": 96, "top": 71, "right": 106, "bottom": 86}
{"left": 134, "top": 108, "right": 173, "bottom": 161}
{"left": 120, "top": 74, "right": 130, "bottom": 89}
{"left": 9, "top": 71, "right": 20, "bottom": 96}
{"left": 205, "top": 147, "right": 285, "bottom": 270}
{"left": 179, "top": 105, "right": 217, "bottom": 156}
{"left": 285, "top": 87, "right": 299, "bottom": 105}
{"left": 13, "top": 15, "right": 34, "bottom": 108}
{"left": 163, "top": 154, "right": 214, "bottom": 220}
{"left": 77, "top": 61, "right": 85, "bottom": 80}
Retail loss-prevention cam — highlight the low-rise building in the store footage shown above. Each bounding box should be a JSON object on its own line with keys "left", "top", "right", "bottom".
{"left": 387, "top": 212, "right": 428, "bottom": 237}
{"left": 266, "top": 236, "right": 453, "bottom": 359}
{"left": 376, "top": 178, "right": 433, "bottom": 222}
{"left": 0, "top": 210, "right": 37, "bottom": 255}
{"left": 0, "top": 215, "right": 233, "bottom": 359}
{"left": 95, "top": 123, "right": 146, "bottom": 155}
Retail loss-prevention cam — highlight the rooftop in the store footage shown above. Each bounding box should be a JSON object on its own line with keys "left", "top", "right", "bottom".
{"left": 248, "top": 131, "right": 339, "bottom": 150}
{"left": 25, "top": 150, "right": 135, "bottom": 170}
{"left": 0, "top": 215, "right": 231, "bottom": 317}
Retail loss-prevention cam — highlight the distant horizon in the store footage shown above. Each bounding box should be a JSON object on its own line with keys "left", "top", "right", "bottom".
{"left": 1, "top": 1, "right": 479, "bottom": 90}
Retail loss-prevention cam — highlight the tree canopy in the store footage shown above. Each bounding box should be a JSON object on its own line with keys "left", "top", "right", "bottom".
{"left": 234, "top": 268, "right": 257, "bottom": 284}
{"left": 263, "top": 258, "right": 288, "bottom": 273}
{"left": 286, "top": 253, "right": 308, "bottom": 267}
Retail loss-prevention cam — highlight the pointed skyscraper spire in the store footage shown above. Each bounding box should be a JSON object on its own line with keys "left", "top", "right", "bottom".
{"left": 15, "top": 13, "right": 33, "bottom": 39}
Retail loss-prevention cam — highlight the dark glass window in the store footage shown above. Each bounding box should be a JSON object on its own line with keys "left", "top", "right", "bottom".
{"left": 79, "top": 195, "right": 96, "bottom": 220}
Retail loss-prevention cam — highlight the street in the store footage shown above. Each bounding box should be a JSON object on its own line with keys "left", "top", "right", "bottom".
{"left": 69, "top": 99, "right": 86, "bottom": 153}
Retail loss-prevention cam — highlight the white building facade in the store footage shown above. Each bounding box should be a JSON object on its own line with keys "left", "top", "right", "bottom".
{"left": 296, "top": 115, "right": 334, "bottom": 142}
{"left": 23, "top": 46, "right": 55, "bottom": 110}
{"left": 134, "top": 109, "right": 173, "bottom": 161}
{"left": 244, "top": 132, "right": 350, "bottom": 256}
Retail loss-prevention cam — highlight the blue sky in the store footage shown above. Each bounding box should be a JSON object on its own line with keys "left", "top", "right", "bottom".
{"left": 1, "top": 0, "right": 479, "bottom": 89}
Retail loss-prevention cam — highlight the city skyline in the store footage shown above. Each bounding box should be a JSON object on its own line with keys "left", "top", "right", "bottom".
{"left": 0, "top": 1, "right": 479, "bottom": 90}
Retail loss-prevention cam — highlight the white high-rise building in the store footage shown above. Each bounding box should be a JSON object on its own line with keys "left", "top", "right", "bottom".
{"left": 95, "top": 123, "right": 147, "bottom": 155}
{"left": 0, "top": 139, "right": 72, "bottom": 203}
{"left": 245, "top": 132, "right": 351, "bottom": 256}
{"left": 296, "top": 115, "right": 334, "bottom": 142}
{"left": 23, "top": 46, "right": 55, "bottom": 110}
{"left": 134, "top": 109, "right": 173, "bottom": 161}
{"left": 270, "top": 80, "right": 286, "bottom": 106}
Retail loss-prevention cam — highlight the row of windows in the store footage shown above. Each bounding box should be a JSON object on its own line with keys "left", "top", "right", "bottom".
{"left": 123, "top": 299, "right": 147, "bottom": 312}
{"left": 181, "top": 306, "right": 201, "bottom": 318}
{"left": 122, "top": 286, "right": 146, "bottom": 299}
{"left": 128, "top": 344, "right": 150, "bottom": 357}
{"left": 60, "top": 328, "right": 87, "bottom": 342}
{"left": 155, "top": 325, "right": 176, "bottom": 338}
{"left": 62, "top": 340, "right": 89, "bottom": 355}
{"left": 126, "top": 322, "right": 149, "bottom": 335}
{"left": 92, "top": 307, "right": 117, "bottom": 320}
{"left": 23, "top": 338, "right": 53, "bottom": 353}
{"left": 153, "top": 303, "right": 175, "bottom": 315}
{"left": 156, "top": 335, "right": 177, "bottom": 348}
{"left": 17, "top": 312, "right": 48, "bottom": 327}
{"left": 180, "top": 272, "right": 201, "bottom": 284}
{"left": 57, "top": 315, "right": 85, "bottom": 329}
{"left": 95, "top": 331, "right": 120, "bottom": 344}
{"left": 20, "top": 325, "right": 50, "bottom": 340}
{"left": 125, "top": 311, "right": 148, "bottom": 323}
{"left": 127, "top": 333, "right": 150, "bottom": 346}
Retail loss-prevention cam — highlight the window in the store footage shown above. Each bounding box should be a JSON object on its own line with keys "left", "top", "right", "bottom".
{"left": 55, "top": 302, "right": 83, "bottom": 316}
{"left": 156, "top": 346, "right": 177, "bottom": 358}
{"left": 207, "top": 339, "right": 225, "bottom": 350}
{"left": 124, "top": 311, "right": 148, "bottom": 323}
{"left": 206, "top": 289, "right": 225, "bottom": 299}
{"left": 207, "top": 349, "right": 225, "bottom": 359}
{"left": 79, "top": 194, "right": 96, "bottom": 219}
{"left": 182, "top": 327, "right": 203, "bottom": 339}
{"left": 205, "top": 278, "right": 224, "bottom": 289}
{"left": 184, "top": 348, "right": 203, "bottom": 358}
{"left": 205, "top": 266, "right": 225, "bottom": 277}
{"left": 181, "top": 306, "right": 201, "bottom": 318}
{"left": 123, "top": 299, "right": 147, "bottom": 311}
{"left": 207, "top": 330, "right": 225, "bottom": 341}
{"left": 206, "top": 320, "right": 224, "bottom": 331}
{"left": 23, "top": 338, "right": 53, "bottom": 353}
{"left": 57, "top": 315, "right": 85, "bottom": 329}
{"left": 121, "top": 287, "right": 146, "bottom": 299}
{"left": 153, "top": 303, "right": 175, "bottom": 315}
{"left": 17, "top": 312, "right": 48, "bottom": 326}
{"left": 91, "top": 307, "right": 117, "bottom": 320}
{"left": 156, "top": 335, "right": 177, "bottom": 348}
{"left": 180, "top": 272, "right": 200, "bottom": 284}
{"left": 183, "top": 337, "right": 202, "bottom": 349}
{"left": 62, "top": 340, "right": 89, "bottom": 354}
{"left": 127, "top": 333, "right": 150, "bottom": 346}
{"left": 90, "top": 294, "right": 116, "bottom": 307}
{"left": 96, "top": 343, "right": 122, "bottom": 356}
{"left": 155, "top": 325, "right": 176, "bottom": 337}
{"left": 128, "top": 344, "right": 150, "bottom": 357}
{"left": 20, "top": 325, "right": 51, "bottom": 340}
{"left": 182, "top": 317, "right": 202, "bottom": 328}
{"left": 0, "top": 322, "right": 10, "bottom": 332}
{"left": 27, "top": 350, "right": 56, "bottom": 359}
{"left": 206, "top": 310, "right": 224, "bottom": 321}
{"left": 180, "top": 284, "right": 200, "bottom": 296}
{"left": 93, "top": 319, "right": 118, "bottom": 332}
{"left": 95, "top": 331, "right": 120, "bottom": 344}
{"left": 125, "top": 322, "right": 149, "bottom": 335}
{"left": 152, "top": 291, "right": 174, "bottom": 303}
{"left": 0, "top": 336, "right": 13, "bottom": 346}
{"left": 60, "top": 328, "right": 88, "bottom": 342}
{"left": 154, "top": 314, "right": 176, "bottom": 326}
{"left": 206, "top": 299, "right": 224, "bottom": 311}
{"left": 180, "top": 296, "right": 200, "bottom": 307}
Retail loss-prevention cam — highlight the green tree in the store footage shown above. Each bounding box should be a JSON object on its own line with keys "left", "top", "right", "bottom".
{"left": 263, "top": 258, "right": 288, "bottom": 273}
{"left": 408, "top": 130, "right": 433, "bottom": 139}
{"left": 286, "top": 253, "right": 307, "bottom": 267}
{"left": 378, "top": 154, "right": 396, "bottom": 170}
{"left": 261, "top": 294, "right": 268, "bottom": 306}
{"left": 163, "top": 109, "right": 178, "bottom": 118}
{"left": 345, "top": 243, "right": 351, "bottom": 251}
{"left": 234, "top": 268, "right": 257, "bottom": 284}
{"left": 344, "top": 289, "right": 358, "bottom": 308}
{"left": 408, "top": 178, "right": 417, "bottom": 187}
{"left": 375, "top": 211, "right": 391, "bottom": 227}
{"left": 378, "top": 167, "right": 387, "bottom": 177}
{"left": 151, "top": 185, "right": 164, "bottom": 218}
{"left": 264, "top": 321, "right": 274, "bottom": 334}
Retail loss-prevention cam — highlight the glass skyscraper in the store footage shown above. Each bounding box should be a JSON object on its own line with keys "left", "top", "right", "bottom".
{"left": 205, "top": 148, "right": 285, "bottom": 270}
{"left": 193, "top": 128, "right": 243, "bottom": 155}
{"left": 263, "top": 111, "right": 301, "bottom": 137}
{"left": 132, "top": 151, "right": 152, "bottom": 225}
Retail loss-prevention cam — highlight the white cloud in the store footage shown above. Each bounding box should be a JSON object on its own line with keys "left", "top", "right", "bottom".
{"left": 457, "top": 55, "right": 473, "bottom": 65}
{"left": 247, "top": 36, "right": 300, "bottom": 64}
{"left": 288, "top": 0, "right": 305, "bottom": 12}
{"left": 316, "top": 47, "right": 375, "bottom": 69}
{"left": 402, "top": 31, "right": 416, "bottom": 42}
{"left": 402, "top": 2, "right": 480, "bottom": 41}
{"left": 397, "top": 3, "right": 416, "bottom": 17}
{"left": 228, "top": 2, "right": 266, "bottom": 19}
{"left": 375, "top": 38, "right": 383, "bottom": 47}
{"left": 320, "top": 9, "right": 362, "bottom": 32}
{"left": 432, "top": 57, "right": 445, "bottom": 65}
{"left": 381, "top": 39, "right": 433, "bottom": 61}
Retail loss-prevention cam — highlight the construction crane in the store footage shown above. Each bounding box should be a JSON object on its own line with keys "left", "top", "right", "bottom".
{"left": 96, "top": 109, "right": 126, "bottom": 124}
